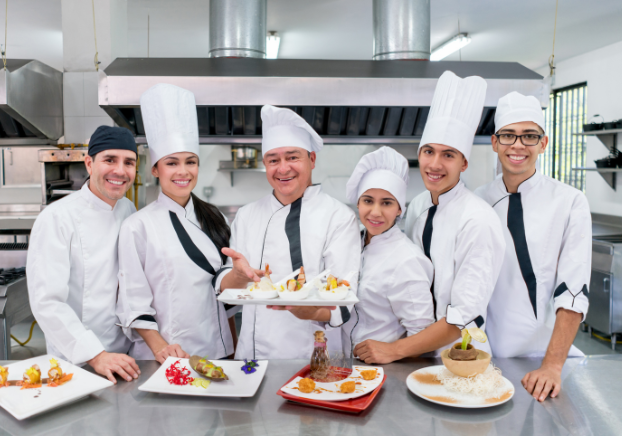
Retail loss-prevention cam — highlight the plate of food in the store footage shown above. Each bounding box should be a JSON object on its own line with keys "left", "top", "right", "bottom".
{"left": 138, "top": 356, "right": 268, "bottom": 397}
{"left": 280, "top": 365, "right": 384, "bottom": 402}
{"left": 0, "top": 354, "right": 113, "bottom": 420}
{"left": 407, "top": 328, "right": 514, "bottom": 408}
{"left": 219, "top": 268, "right": 359, "bottom": 306}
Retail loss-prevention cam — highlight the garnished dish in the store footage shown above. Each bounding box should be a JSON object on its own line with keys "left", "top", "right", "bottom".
{"left": 21, "top": 365, "right": 42, "bottom": 390}
{"left": 0, "top": 366, "right": 8, "bottom": 388}
{"left": 317, "top": 274, "right": 351, "bottom": 300}
{"left": 278, "top": 267, "right": 311, "bottom": 300}
{"left": 281, "top": 365, "right": 384, "bottom": 402}
{"left": 407, "top": 328, "right": 515, "bottom": 408}
{"left": 189, "top": 356, "right": 229, "bottom": 381}
{"left": 246, "top": 264, "right": 283, "bottom": 299}
{"left": 46, "top": 359, "right": 74, "bottom": 387}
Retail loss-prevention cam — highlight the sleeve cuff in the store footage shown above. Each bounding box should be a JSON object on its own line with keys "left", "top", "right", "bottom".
{"left": 553, "top": 283, "right": 589, "bottom": 322}
{"left": 213, "top": 267, "right": 233, "bottom": 293}
{"left": 71, "top": 330, "right": 106, "bottom": 366}
{"left": 445, "top": 305, "right": 485, "bottom": 329}
{"left": 328, "top": 306, "right": 352, "bottom": 328}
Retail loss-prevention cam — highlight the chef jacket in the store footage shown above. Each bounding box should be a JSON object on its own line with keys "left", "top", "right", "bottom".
{"left": 116, "top": 192, "right": 233, "bottom": 360}
{"left": 475, "top": 170, "right": 591, "bottom": 358}
{"left": 342, "top": 225, "right": 435, "bottom": 351}
{"left": 229, "top": 184, "right": 361, "bottom": 360}
{"left": 26, "top": 182, "right": 134, "bottom": 365}
{"left": 404, "top": 180, "right": 506, "bottom": 355}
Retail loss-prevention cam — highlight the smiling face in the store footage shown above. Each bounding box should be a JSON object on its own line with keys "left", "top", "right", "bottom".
{"left": 492, "top": 121, "right": 548, "bottom": 178}
{"left": 263, "top": 147, "right": 316, "bottom": 205}
{"left": 418, "top": 143, "right": 468, "bottom": 203}
{"left": 357, "top": 189, "right": 401, "bottom": 242}
{"left": 151, "top": 152, "right": 199, "bottom": 206}
{"left": 84, "top": 150, "right": 137, "bottom": 207}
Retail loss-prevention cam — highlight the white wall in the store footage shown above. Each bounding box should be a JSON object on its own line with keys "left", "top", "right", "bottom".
{"left": 537, "top": 40, "right": 622, "bottom": 217}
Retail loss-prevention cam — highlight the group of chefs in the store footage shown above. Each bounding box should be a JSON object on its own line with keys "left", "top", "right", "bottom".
{"left": 26, "top": 70, "right": 591, "bottom": 403}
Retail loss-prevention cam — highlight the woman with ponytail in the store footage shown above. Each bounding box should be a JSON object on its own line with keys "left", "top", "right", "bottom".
{"left": 116, "top": 84, "right": 261, "bottom": 363}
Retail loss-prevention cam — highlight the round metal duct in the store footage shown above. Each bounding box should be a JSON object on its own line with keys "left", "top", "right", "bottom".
{"left": 373, "top": 0, "right": 431, "bottom": 61}
{"left": 209, "top": 0, "right": 267, "bottom": 58}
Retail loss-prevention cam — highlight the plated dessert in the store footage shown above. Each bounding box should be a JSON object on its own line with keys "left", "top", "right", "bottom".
{"left": 407, "top": 328, "right": 515, "bottom": 408}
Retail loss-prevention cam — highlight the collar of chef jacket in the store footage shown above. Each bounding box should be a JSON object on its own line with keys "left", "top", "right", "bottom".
{"left": 490, "top": 168, "right": 543, "bottom": 204}
{"left": 80, "top": 181, "right": 118, "bottom": 212}
{"left": 269, "top": 183, "right": 322, "bottom": 212}
{"left": 420, "top": 179, "right": 465, "bottom": 212}
{"left": 156, "top": 191, "right": 200, "bottom": 227}
{"left": 361, "top": 224, "right": 401, "bottom": 250}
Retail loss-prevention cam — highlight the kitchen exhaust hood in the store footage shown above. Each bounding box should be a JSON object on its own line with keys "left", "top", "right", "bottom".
{"left": 0, "top": 59, "right": 63, "bottom": 143}
{"left": 98, "top": 57, "right": 547, "bottom": 145}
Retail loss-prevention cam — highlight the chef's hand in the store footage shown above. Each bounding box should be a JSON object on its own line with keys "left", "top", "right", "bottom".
{"left": 354, "top": 339, "right": 399, "bottom": 364}
{"left": 221, "top": 247, "right": 263, "bottom": 287}
{"left": 522, "top": 364, "right": 562, "bottom": 402}
{"left": 88, "top": 351, "right": 141, "bottom": 384}
{"left": 267, "top": 305, "right": 334, "bottom": 322}
{"left": 154, "top": 343, "right": 190, "bottom": 365}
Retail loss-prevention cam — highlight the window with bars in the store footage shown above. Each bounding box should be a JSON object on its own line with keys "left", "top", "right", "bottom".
{"left": 540, "top": 83, "right": 588, "bottom": 190}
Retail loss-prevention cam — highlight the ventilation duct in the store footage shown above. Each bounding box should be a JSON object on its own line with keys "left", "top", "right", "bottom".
{"left": 373, "top": 0, "right": 430, "bottom": 61}
{"left": 209, "top": 0, "right": 267, "bottom": 58}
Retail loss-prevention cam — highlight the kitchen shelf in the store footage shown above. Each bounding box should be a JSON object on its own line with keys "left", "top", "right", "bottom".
{"left": 218, "top": 161, "right": 266, "bottom": 186}
{"left": 572, "top": 167, "right": 622, "bottom": 190}
{"left": 573, "top": 129, "right": 622, "bottom": 190}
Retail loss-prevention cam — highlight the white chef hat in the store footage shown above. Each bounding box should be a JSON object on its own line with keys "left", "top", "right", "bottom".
{"left": 346, "top": 146, "right": 409, "bottom": 215}
{"left": 261, "top": 105, "right": 323, "bottom": 155}
{"left": 140, "top": 83, "right": 200, "bottom": 165}
{"left": 419, "top": 70, "right": 487, "bottom": 161}
{"left": 495, "top": 91, "right": 545, "bottom": 133}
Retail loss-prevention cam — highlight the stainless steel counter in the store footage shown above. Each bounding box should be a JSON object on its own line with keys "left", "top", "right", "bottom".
{"left": 0, "top": 355, "right": 619, "bottom": 436}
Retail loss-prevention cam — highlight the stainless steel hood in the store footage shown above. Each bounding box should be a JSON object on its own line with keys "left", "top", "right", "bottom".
{"left": 98, "top": 57, "right": 547, "bottom": 145}
{"left": 0, "top": 59, "right": 63, "bottom": 143}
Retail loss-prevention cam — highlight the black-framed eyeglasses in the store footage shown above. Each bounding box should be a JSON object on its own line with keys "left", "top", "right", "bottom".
{"left": 494, "top": 133, "right": 544, "bottom": 146}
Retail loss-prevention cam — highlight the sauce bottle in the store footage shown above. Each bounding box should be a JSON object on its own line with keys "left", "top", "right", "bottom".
{"left": 310, "top": 331, "right": 330, "bottom": 380}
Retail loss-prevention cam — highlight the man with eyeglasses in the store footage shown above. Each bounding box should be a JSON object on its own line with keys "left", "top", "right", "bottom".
{"left": 475, "top": 92, "right": 591, "bottom": 402}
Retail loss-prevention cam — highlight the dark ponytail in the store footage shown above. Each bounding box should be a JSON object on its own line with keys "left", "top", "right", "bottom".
{"left": 191, "top": 193, "right": 230, "bottom": 264}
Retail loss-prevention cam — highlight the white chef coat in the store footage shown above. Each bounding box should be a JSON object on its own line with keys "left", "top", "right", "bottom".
{"left": 116, "top": 192, "right": 233, "bottom": 360}
{"left": 342, "top": 225, "right": 435, "bottom": 351}
{"left": 404, "top": 180, "right": 506, "bottom": 355}
{"left": 229, "top": 184, "right": 361, "bottom": 360}
{"left": 26, "top": 182, "right": 134, "bottom": 365}
{"left": 475, "top": 170, "right": 591, "bottom": 358}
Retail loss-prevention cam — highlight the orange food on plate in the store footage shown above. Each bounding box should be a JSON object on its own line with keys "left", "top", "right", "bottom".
{"left": 340, "top": 380, "right": 356, "bottom": 393}
{"left": 360, "top": 370, "right": 377, "bottom": 380}
{"left": 298, "top": 378, "right": 316, "bottom": 393}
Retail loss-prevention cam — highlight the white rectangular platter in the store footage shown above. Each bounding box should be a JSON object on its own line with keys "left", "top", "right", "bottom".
{"left": 138, "top": 357, "right": 268, "bottom": 397}
{"left": 0, "top": 354, "right": 113, "bottom": 421}
{"left": 218, "top": 287, "right": 359, "bottom": 306}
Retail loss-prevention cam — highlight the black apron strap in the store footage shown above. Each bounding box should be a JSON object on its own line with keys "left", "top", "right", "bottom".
{"left": 169, "top": 211, "right": 217, "bottom": 276}
{"left": 507, "top": 193, "right": 538, "bottom": 318}
{"left": 285, "top": 197, "right": 304, "bottom": 271}
{"left": 422, "top": 205, "right": 438, "bottom": 320}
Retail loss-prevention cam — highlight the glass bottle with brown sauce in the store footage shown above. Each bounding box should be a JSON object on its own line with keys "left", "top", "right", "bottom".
{"left": 310, "top": 331, "right": 330, "bottom": 380}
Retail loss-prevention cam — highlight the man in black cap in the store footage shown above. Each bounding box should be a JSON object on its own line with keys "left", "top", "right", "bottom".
{"left": 27, "top": 126, "right": 141, "bottom": 384}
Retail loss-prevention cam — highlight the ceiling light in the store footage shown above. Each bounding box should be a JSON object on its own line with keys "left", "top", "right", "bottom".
{"left": 430, "top": 33, "right": 471, "bottom": 61}
{"left": 266, "top": 31, "right": 280, "bottom": 59}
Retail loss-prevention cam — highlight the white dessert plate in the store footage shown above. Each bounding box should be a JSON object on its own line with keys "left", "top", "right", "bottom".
{"left": 280, "top": 365, "right": 383, "bottom": 402}
{"left": 219, "top": 287, "right": 358, "bottom": 306}
{"left": 138, "top": 357, "right": 268, "bottom": 397}
{"left": 407, "top": 365, "right": 515, "bottom": 408}
{"left": 0, "top": 354, "right": 113, "bottom": 420}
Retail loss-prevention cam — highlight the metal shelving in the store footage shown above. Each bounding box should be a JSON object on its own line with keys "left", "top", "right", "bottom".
{"left": 573, "top": 129, "right": 622, "bottom": 190}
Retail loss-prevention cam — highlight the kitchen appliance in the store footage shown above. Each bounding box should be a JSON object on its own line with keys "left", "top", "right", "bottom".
{"left": 39, "top": 148, "right": 89, "bottom": 206}
{"left": 586, "top": 235, "right": 622, "bottom": 350}
{"left": 0, "top": 231, "right": 30, "bottom": 360}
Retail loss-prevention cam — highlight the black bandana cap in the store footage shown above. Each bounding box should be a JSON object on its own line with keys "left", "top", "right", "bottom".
{"left": 88, "top": 126, "right": 137, "bottom": 157}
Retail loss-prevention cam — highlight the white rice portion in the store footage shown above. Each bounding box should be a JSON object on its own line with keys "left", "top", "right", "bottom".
{"left": 437, "top": 364, "right": 506, "bottom": 396}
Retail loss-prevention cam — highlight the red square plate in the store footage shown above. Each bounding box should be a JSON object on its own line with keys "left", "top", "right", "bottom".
{"left": 276, "top": 365, "right": 387, "bottom": 413}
